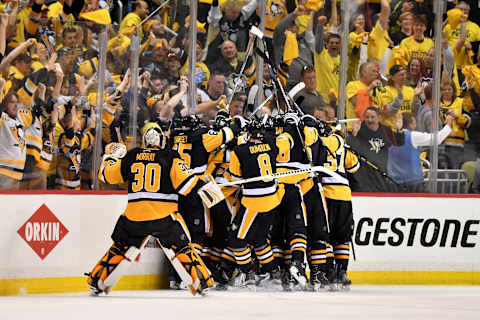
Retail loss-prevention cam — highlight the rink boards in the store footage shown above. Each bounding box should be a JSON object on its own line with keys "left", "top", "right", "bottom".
{"left": 0, "top": 191, "right": 479, "bottom": 295}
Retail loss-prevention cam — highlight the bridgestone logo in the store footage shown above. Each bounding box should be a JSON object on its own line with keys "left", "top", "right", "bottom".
{"left": 17, "top": 204, "right": 69, "bottom": 260}
{"left": 355, "top": 217, "right": 479, "bottom": 248}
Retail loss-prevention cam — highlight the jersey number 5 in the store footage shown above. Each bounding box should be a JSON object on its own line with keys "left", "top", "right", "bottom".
{"left": 131, "top": 162, "right": 161, "bottom": 192}
{"left": 173, "top": 143, "right": 192, "bottom": 167}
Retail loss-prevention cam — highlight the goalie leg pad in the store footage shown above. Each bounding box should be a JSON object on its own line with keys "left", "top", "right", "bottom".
{"left": 176, "top": 244, "right": 215, "bottom": 292}
{"left": 87, "top": 236, "right": 150, "bottom": 295}
{"left": 87, "top": 243, "right": 129, "bottom": 295}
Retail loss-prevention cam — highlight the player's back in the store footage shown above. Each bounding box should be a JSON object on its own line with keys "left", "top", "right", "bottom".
{"left": 229, "top": 134, "right": 284, "bottom": 212}
{"left": 102, "top": 147, "right": 198, "bottom": 222}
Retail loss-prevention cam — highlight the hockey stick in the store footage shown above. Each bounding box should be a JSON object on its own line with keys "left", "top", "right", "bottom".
{"left": 345, "top": 146, "right": 400, "bottom": 186}
{"left": 288, "top": 82, "right": 306, "bottom": 99}
{"left": 217, "top": 165, "right": 344, "bottom": 187}
{"left": 225, "top": 26, "right": 264, "bottom": 111}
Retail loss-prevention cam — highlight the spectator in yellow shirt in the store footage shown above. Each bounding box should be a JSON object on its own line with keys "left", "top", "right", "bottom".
{"left": 378, "top": 64, "right": 423, "bottom": 129}
{"left": 448, "top": 2, "right": 480, "bottom": 83}
{"left": 438, "top": 80, "right": 469, "bottom": 170}
{"left": 346, "top": 61, "right": 382, "bottom": 131}
{"left": 314, "top": 19, "right": 340, "bottom": 103}
{"left": 399, "top": 14, "right": 434, "bottom": 61}
{"left": 120, "top": 0, "right": 148, "bottom": 39}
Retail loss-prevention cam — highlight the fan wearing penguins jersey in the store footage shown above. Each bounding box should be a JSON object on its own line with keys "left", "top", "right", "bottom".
{"left": 171, "top": 114, "right": 235, "bottom": 261}
{"left": 226, "top": 118, "right": 285, "bottom": 287}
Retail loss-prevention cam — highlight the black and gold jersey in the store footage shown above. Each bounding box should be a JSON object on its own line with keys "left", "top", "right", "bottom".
{"left": 276, "top": 124, "right": 314, "bottom": 184}
{"left": 172, "top": 126, "right": 234, "bottom": 174}
{"left": 56, "top": 127, "right": 94, "bottom": 189}
{"left": 317, "top": 134, "right": 360, "bottom": 201}
{"left": 228, "top": 134, "right": 284, "bottom": 213}
{"left": 98, "top": 147, "right": 201, "bottom": 222}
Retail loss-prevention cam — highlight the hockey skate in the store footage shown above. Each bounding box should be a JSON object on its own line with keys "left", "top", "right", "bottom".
{"left": 169, "top": 273, "right": 183, "bottom": 290}
{"left": 230, "top": 270, "right": 256, "bottom": 290}
{"left": 289, "top": 260, "right": 308, "bottom": 290}
{"left": 255, "top": 272, "right": 271, "bottom": 287}
{"left": 327, "top": 267, "right": 339, "bottom": 291}
{"left": 85, "top": 272, "right": 103, "bottom": 296}
{"left": 336, "top": 267, "right": 352, "bottom": 291}
{"left": 270, "top": 267, "right": 283, "bottom": 285}
{"left": 309, "top": 265, "right": 329, "bottom": 292}
{"left": 281, "top": 268, "right": 294, "bottom": 292}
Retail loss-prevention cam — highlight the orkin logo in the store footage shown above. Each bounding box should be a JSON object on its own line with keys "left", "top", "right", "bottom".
{"left": 17, "top": 204, "right": 69, "bottom": 260}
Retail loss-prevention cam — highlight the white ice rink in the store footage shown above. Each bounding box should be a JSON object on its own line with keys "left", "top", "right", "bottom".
{"left": 1, "top": 286, "right": 480, "bottom": 320}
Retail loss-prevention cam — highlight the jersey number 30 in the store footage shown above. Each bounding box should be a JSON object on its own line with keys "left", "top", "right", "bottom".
{"left": 131, "top": 163, "right": 161, "bottom": 192}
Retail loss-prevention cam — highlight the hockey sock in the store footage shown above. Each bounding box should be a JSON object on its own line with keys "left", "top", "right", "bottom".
{"left": 334, "top": 243, "right": 350, "bottom": 271}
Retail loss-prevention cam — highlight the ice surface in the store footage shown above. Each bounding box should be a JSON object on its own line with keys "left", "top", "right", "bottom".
{"left": 1, "top": 286, "right": 480, "bottom": 320}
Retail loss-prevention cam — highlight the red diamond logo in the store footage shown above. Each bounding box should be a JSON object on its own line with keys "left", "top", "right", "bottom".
{"left": 17, "top": 204, "right": 69, "bottom": 260}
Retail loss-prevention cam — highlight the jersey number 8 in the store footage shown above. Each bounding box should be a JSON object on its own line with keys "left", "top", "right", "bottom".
{"left": 257, "top": 153, "right": 272, "bottom": 180}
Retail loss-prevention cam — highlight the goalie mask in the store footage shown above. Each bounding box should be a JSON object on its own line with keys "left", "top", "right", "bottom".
{"left": 141, "top": 122, "right": 167, "bottom": 148}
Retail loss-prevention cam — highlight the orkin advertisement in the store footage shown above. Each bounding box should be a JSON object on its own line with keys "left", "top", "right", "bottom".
{"left": 0, "top": 192, "right": 166, "bottom": 281}
{"left": 17, "top": 204, "right": 69, "bottom": 260}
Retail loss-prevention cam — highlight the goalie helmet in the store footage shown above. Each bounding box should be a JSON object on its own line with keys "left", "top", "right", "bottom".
{"left": 141, "top": 122, "right": 167, "bottom": 148}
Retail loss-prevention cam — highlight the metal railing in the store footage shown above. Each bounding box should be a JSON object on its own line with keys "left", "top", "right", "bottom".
{"left": 423, "top": 169, "right": 470, "bottom": 194}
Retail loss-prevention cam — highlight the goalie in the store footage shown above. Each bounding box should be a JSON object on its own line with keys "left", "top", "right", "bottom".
{"left": 85, "top": 122, "right": 222, "bottom": 296}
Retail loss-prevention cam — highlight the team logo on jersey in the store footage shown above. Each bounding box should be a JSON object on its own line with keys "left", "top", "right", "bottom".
{"left": 17, "top": 204, "right": 69, "bottom": 260}
{"left": 368, "top": 138, "right": 385, "bottom": 154}
{"left": 10, "top": 126, "right": 25, "bottom": 152}
{"left": 267, "top": 2, "right": 284, "bottom": 17}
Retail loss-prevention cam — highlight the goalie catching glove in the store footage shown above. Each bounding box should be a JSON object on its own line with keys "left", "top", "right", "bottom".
{"left": 103, "top": 142, "right": 127, "bottom": 160}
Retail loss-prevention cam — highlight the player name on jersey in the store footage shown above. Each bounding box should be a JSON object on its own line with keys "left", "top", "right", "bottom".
{"left": 249, "top": 143, "right": 271, "bottom": 154}
{"left": 136, "top": 152, "right": 156, "bottom": 161}
{"left": 174, "top": 135, "right": 188, "bottom": 143}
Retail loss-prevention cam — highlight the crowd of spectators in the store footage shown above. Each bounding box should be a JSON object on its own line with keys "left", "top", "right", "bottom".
{"left": 0, "top": 0, "right": 480, "bottom": 193}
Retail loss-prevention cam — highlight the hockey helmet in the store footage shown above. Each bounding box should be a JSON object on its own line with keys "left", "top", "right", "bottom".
{"left": 246, "top": 119, "right": 265, "bottom": 139}
{"left": 171, "top": 114, "right": 202, "bottom": 132}
{"left": 141, "top": 122, "right": 167, "bottom": 148}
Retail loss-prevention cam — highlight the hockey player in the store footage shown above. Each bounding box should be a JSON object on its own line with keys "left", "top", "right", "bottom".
{"left": 225, "top": 118, "right": 285, "bottom": 288}
{"left": 297, "top": 115, "right": 333, "bottom": 291}
{"left": 273, "top": 112, "right": 312, "bottom": 291}
{"left": 171, "top": 114, "right": 235, "bottom": 254}
{"left": 317, "top": 125, "right": 360, "bottom": 290}
{"left": 86, "top": 122, "right": 218, "bottom": 296}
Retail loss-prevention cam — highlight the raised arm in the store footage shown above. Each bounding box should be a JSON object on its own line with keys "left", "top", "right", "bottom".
{"left": 378, "top": 0, "right": 391, "bottom": 30}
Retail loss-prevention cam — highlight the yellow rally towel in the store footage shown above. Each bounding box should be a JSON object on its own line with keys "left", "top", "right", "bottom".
{"left": 305, "top": 0, "right": 324, "bottom": 11}
{"left": 79, "top": 9, "right": 112, "bottom": 25}
{"left": 462, "top": 65, "right": 480, "bottom": 93}
{"left": 283, "top": 32, "right": 299, "bottom": 66}
{"left": 390, "top": 47, "right": 409, "bottom": 68}
{"left": 447, "top": 8, "right": 463, "bottom": 30}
